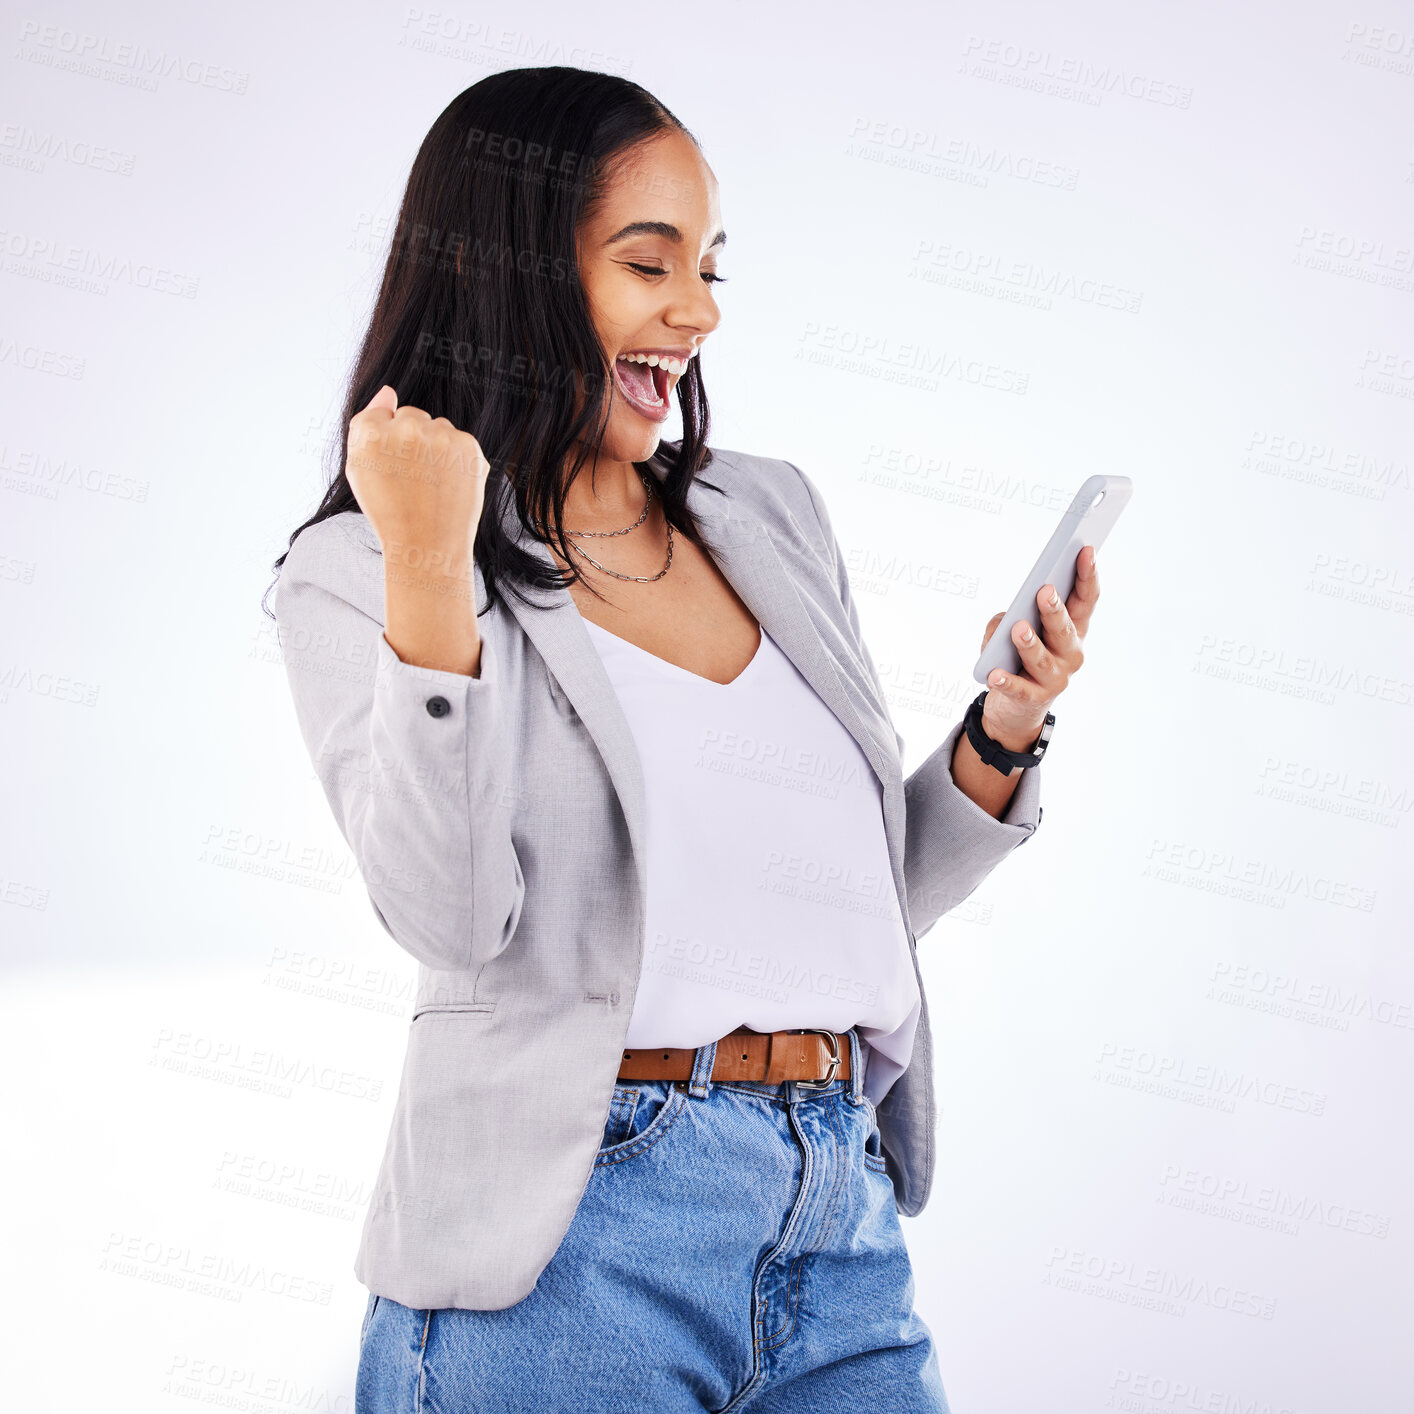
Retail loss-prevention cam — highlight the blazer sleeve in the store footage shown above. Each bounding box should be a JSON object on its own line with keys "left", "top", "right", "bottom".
{"left": 787, "top": 462, "right": 1043, "bottom": 941}
{"left": 273, "top": 520, "right": 525, "bottom": 973}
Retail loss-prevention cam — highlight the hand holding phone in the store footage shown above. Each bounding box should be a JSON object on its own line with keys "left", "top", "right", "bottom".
{"left": 967, "top": 469, "right": 1131, "bottom": 752}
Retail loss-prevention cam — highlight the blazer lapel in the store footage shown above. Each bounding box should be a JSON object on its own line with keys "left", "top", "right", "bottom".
{"left": 716, "top": 518, "right": 908, "bottom": 893}
{"left": 494, "top": 457, "right": 905, "bottom": 906}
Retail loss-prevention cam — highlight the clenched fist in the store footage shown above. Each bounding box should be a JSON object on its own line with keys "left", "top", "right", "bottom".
{"left": 347, "top": 385, "right": 491, "bottom": 578}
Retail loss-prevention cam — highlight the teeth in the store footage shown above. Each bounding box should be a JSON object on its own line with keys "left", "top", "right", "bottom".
{"left": 617, "top": 351, "right": 692, "bottom": 376}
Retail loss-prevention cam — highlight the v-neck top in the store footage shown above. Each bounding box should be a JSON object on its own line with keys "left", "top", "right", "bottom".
{"left": 580, "top": 613, "right": 921, "bottom": 1108}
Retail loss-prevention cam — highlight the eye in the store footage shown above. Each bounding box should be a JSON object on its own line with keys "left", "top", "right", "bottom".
{"left": 627, "top": 262, "right": 728, "bottom": 286}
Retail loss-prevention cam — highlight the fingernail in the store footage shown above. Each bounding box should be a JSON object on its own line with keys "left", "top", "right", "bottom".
{"left": 1048, "top": 590, "right": 1059, "bottom": 607}
{"left": 992, "top": 672, "right": 1007, "bottom": 686}
{"left": 1019, "top": 625, "right": 1034, "bottom": 643}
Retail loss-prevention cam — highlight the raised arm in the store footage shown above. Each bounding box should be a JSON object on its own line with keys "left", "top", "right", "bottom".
{"left": 273, "top": 387, "right": 525, "bottom": 971}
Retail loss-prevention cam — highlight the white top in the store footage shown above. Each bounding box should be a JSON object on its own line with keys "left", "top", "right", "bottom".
{"left": 581, "top": 614, "right": 921, "bottom": 1108}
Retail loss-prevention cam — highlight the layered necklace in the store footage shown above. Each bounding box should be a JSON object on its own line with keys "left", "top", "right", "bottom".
{"left": 539, "top": 469, "right": 674, "bottom": 583}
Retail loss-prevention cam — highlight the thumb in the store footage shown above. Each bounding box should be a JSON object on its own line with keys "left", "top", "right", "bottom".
{"left": 362, "top": 384, "right": 398, "bottom": 416}
{"left": 981, "top": 611, "right": 1004, "bottom": 652}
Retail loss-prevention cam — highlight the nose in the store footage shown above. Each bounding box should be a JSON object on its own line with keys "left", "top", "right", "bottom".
{"left": 664, "top": 266, "right": 721, "bottom": 342}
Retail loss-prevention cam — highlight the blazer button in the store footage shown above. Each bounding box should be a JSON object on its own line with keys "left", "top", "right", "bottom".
{"left": 425, "top": 695, "right": 451, "bottom": 718}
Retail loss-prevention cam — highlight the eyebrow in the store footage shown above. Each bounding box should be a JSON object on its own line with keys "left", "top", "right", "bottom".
{"left": 604, "top": 220, "right": 727, "bottom": 250}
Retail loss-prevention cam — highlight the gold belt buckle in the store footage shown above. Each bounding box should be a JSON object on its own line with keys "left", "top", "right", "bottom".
{"left": 787, "top": 1028, "right": 842, "bottom": 1089}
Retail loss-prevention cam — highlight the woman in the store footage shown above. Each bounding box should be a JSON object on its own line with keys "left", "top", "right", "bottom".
{"left": 268, "top": 67, "right": 1097, "bottom": 1413}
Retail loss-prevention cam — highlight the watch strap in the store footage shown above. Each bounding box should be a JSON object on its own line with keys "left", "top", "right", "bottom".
{"left": 964, "top": 690, "right": 1054, "bottom": 773}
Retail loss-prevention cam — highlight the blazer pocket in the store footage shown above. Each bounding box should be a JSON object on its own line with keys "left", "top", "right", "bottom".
{"left": 410, "top": 1001, "right": 497, "bottom": 1021}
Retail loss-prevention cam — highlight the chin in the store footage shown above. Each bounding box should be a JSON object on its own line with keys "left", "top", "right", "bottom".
{"left": 603, "top": 412, "right": 664, "bottom": 464}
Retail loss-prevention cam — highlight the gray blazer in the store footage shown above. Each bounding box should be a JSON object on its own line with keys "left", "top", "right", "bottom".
{"left": 274, "top": 447, "right": 1042, "bottom": 1311}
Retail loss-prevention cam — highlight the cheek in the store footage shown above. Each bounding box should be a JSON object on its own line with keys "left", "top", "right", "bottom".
{"left": 577, "top": 266, "right": 620, "bottom": 326}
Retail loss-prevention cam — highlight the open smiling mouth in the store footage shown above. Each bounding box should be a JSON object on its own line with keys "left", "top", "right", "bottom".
{"left": 613, "top": 352, "right": 688, "bottom": 422}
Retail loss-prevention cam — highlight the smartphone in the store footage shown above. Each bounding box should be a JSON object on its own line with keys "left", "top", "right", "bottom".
{"left": 972, "top": 474, "right": 1132, "bottom": 685}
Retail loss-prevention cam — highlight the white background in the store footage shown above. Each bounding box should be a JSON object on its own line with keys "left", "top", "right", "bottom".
{"left": 3, "top": 2, "right": 1411, "bottom": 1410}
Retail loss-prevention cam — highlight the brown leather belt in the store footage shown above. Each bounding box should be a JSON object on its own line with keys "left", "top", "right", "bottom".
{"left": 617, "top": 1025, "right": 851, "bottom": 1087}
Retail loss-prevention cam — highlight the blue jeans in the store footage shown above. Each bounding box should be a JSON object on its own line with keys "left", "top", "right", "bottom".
{"left": 356, "top": 1027, "right": 950, "bottom": 1412}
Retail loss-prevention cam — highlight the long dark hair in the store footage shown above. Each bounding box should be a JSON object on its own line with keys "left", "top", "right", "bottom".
{"left": 263, "top": 66, "right": 720, "bottom": 620}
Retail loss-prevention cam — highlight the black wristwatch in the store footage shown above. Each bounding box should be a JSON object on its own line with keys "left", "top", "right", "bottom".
{"left": 963, "top": 690, "right": 1054, "bottom": 774}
